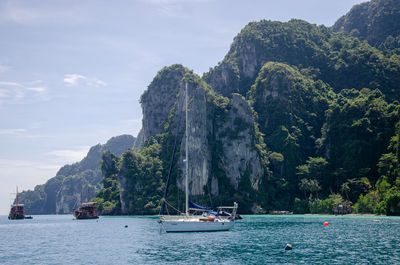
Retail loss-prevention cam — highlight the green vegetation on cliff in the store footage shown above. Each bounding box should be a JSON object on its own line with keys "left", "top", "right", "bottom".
{"left": 19, "top": 135, "right": 135, "bottom": 214}
{"left": 47, "top": 0, "right": 400, "bottom": 216}
{"left": 332, "top": 0, "right": 400, "bottom": 50}
{"left": 205, "top": 18, "right": 400, "bottom": 101}
{"left": 94, "top": 139, "right": 164, "bottom": 215}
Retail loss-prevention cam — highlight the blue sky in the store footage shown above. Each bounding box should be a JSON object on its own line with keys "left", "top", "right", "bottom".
{"left": 0, "top": 0, "right": 365, "bottom": 214}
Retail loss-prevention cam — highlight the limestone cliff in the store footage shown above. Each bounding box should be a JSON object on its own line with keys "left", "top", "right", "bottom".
{"left": 216, "top": 94, "right": 263, "bottom": 191}
{"left": 332, "top": 0, "right": 400, "bottom": 48}
{"left": 176, "top": 81, "right": 212, "bottom": 196}
{"left": 19, "top": 135, "right": 135, "bottom": 214}
{"left": 205, "top": 19, "right": 400, "bottom": 101}
{"left": 140, "top": 64, "right": 189, "bottom": 142}
{"left": 135, "top": 67, "right": 269, "bottom": 212}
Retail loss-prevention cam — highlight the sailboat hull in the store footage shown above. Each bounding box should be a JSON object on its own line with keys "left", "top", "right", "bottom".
{"left": 162, "top": 220, "right": 234, "bottom": 232}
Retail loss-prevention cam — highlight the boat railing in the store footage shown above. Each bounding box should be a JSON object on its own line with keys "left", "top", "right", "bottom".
{"left": 159, "top": 215, "right": 199, "bottom": 221}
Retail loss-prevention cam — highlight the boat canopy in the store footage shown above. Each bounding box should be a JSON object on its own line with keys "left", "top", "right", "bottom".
{"left": 81, "top": 202, "right": 96, "bottom": 206}
{"left": 207, "top": 211, "right": 231, "bottom": 217}
{"left": 189, "top": 201, "right": 212, "bottom": 210}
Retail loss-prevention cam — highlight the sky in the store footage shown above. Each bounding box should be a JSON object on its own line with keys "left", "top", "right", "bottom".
{"left": 0, "top": 0, "right": 366, "bottom": 214}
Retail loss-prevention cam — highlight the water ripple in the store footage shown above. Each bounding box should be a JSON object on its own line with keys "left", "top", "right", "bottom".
{"left": 0, "top": 215, "right": 399, "bottom": 264}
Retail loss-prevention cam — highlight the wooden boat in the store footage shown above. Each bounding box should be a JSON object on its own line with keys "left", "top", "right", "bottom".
{"left": 73, "top": 202, "right": 99, "bottom": 219}
{"left": 8, "top": 186, "right": 33, "bottom": 220}
{"left": 8, "top": 204, "right": 25, "bottom": 220}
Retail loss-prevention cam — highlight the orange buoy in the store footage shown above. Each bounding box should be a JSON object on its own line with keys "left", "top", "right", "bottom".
{"left": 323, "top": 222, "right": 329, "bottom": 226}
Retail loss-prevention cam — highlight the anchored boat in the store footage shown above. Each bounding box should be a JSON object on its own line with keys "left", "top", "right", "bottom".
{"left": 160, "top": 201, "right": 238, "bottom": 232}
{"left": 158, "top": 82, "right": 238, "bottom": 232}
{"left": 8, "top": 186, "right": 32, "bottom": 220}
{"left": 73, "top": 202, "right": 99, "bottom": 219}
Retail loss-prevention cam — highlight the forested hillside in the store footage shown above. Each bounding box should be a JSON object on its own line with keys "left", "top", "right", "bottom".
{"left": 30, "top": 0, "right": 400, "bottom": 216}
{"left": 333, "top": 0, "right": 400, "bottom": 53}
{"left": 19, "top": 135, "right": 135, "bottom": 214}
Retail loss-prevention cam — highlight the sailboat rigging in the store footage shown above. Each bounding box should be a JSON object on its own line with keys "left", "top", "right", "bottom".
{"left": 158, "top": 82, "right": 238, "bottom": 232}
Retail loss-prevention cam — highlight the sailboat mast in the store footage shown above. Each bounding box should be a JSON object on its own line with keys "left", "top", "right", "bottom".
{"left": 16, "top": 186, "right": 18, "bottom": 206}
{"left": 185, "top": 82, "right": 189, "bottom": 216}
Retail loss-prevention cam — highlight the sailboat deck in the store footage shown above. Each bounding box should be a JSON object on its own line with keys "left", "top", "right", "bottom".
{"left": 161, "top": 215, "right": 231, "bottom": 223}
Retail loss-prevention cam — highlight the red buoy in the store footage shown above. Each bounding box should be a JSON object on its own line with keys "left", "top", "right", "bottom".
{"left": 323, "top": 222, "right": 329, "bottom": 226}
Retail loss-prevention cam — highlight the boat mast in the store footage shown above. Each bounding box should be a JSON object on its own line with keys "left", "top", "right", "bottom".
{"left": 16, "top": 186, "right": 18, "bottom": 206}
{"left": 185, "top": 82, "right": 189, "bottom": 216}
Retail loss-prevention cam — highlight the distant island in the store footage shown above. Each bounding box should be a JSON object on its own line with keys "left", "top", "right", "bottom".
{"left": 20, "top": 0, "right": 400, "bottom": 216}
{"left": 18, "top": 134, "right": 140, "bottom": 214}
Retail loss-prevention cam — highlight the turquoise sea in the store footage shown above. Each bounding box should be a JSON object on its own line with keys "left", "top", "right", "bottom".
{"left": 0, "top": 214, "right": 399, "bottom": 264}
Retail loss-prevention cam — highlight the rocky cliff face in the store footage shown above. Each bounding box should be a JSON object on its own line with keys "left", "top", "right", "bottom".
{"left": 216, "top": 94, "right": 263, "bottom": 191}
{"left": 97, "top": 2, "right": 400, "bottom": 214}
{"left": 332, "top": 0, "right": 400, "bottom": 48}
{"left": 140, "top": 64, "right": 189, "bottom": 142}
{"left": 205, "top": 20, "right": 321, "bottom": 97}
{"left": 206, "top": 19, "right": 400, "bottom": 101}
{"left": 19, "top": 135, "right": 135, "bottom": 214}
{"left": 176, "top": 81, "right": 212, "bottom": 196}
{"left": 204, "top": 60, "right": 240, "bottom": 98}
{"left": 56, "top": 176, "right": 96, "bottom": 214}
{"left": 137, "top": 67, "right": 268, "bottom": 212}
{"left": 140, "top": 67, "right": 227, "bottom": 198}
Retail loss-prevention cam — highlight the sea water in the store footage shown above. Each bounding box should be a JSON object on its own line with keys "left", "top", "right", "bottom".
{"left": 0, "top": 215, "right": 399, "bottom": 264}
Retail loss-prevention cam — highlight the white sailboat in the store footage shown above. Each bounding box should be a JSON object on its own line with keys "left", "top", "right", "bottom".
{"left": 158, "top": 82, "right": 238, "bottom": 233}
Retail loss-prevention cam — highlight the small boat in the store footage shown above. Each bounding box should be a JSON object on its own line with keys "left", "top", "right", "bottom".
{"left": 269, "top": 210, "right": 293, "bottom": 215}
{"left": 73, "top": 202, "right": 99, "bottom": 219}
{"left": 8, "top": 186, "right": 33, "bottom": 220}
{"left": 8, "top": 204, "right": 25, "bottom": 220}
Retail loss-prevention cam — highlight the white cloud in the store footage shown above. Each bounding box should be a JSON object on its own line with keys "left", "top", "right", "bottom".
{"left": 26, "top": 86, "right": 46, "bottom": 92}
{"left": 0, "top": 1, "right": 85, "bottom": 26}
{"left": 0, "top": 2, "right": 39, "bottom": 25}
{"left": 0, "top": 158, "right": 60, "bottom": 178}
{"left": 0, "top": 128, "right": 45, "bottom": 139}
{"left": 0, "top": 80, "right": 47, "bottom": 104}
{"left": 63, "top": 74, "right": 86, "bottom": 86}
{"left": 0, "top": 81, "right": 22, "bottom": 87}
{"left": 88, "top": 79, "right": 107, "bottom": 87}
{"left": 25, "top": 80, "right": 46, "bottom": 92}
{"left": 63, "top": 74, "right": 107, "bottom": 87}
{"left": 46, "top": 146, "right": 90, "bottom": 164}
{"left": 0, "top": 128, "right": 27, "bottom": 136}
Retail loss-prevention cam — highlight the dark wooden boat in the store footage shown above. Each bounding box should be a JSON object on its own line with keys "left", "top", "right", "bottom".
{"left": 8, "top": 187, "right": 33, "bottom": 220}
{"left": 8, "top": 204, "right": 25, "bottom": 220}
{"left": 73, "top": 202, "right": 99, "bottom": 219}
